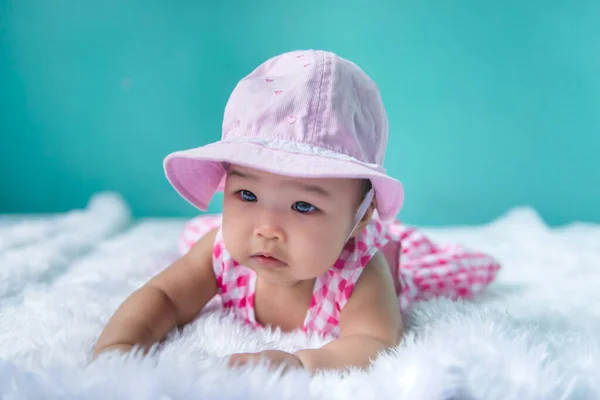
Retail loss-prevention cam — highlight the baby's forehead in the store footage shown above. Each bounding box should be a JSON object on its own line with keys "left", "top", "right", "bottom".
{"left": 226, "top": 164, "right": 361, "bottom": 195}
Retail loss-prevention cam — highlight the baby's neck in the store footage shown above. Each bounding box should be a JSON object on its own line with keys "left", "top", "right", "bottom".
{"left": 257, "top": 275, "right": 316, "bottom": 297}
{"left": 253, "top": 275, "right": 316, "bottom": 332}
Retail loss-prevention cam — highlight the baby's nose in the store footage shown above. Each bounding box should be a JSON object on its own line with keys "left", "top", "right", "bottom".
{"left": 253, "top": 213, "right": 285, "bottom": 241}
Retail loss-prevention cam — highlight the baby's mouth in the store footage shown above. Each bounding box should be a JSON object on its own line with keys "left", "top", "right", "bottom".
{"left": 251, "top": 252, "right": 287, "bottom": 267}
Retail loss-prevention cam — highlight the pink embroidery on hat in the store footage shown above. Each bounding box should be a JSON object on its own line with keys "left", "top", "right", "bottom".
{"left": 273, "top": 90, "right": 283, "bottom": 96}
{"left": 303, "top": 63, "right": 311, "bottom": 68}
{"left": 264, "top": 77, "right": 273, "bottom": 83}
{"left": 287, "top": 116, "right": 297, "bottom": 124}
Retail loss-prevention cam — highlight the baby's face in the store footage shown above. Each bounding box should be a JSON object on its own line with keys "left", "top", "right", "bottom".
{"left": 221, "top": 165, "right": 364, "bottom": 287}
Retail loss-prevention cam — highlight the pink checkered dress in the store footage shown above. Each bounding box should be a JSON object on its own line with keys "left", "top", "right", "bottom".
{"left": 179, "top": 215, "right": 501, "bottom": 337}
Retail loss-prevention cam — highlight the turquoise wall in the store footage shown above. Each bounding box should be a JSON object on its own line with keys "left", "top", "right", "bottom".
{"left": 1, "top": 0, "right": 599, "bottom": 225}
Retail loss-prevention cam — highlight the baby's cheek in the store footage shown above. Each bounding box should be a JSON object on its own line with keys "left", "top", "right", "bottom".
{"left": 305, "top": 238, "right": 343, "bottom": 272}
{"left": 222, "top": 226, "right": 245, "bottom": 257}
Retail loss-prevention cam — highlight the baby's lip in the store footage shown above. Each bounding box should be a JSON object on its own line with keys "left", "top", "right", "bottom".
{"left": 253, "top": 251, "right": 278, "bottom": 260}
{"left": 251, "top": 251, "right": 287, "bottom": 264}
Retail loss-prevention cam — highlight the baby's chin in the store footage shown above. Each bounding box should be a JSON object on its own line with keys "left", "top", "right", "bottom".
{"left": 245, "top": 263, "right": 322, "bottom": 287}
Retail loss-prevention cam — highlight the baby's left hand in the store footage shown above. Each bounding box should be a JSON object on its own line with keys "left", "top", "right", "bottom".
{"left": 228, "top": 350, "right": 304, "bottom": 373}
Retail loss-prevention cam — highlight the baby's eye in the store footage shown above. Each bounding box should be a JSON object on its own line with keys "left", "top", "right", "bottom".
{"left": 238, "top": 190, "right": 257, "bottom": 202}
{"left": 292, "top": 201, "right": 316, "bottom": 214}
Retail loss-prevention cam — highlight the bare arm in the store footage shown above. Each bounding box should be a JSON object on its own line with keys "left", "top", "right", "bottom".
{"left": 294, "top": 251, "right": 403, "bottom": 373}
{"left": 91, "top": 227, "right": 219, "bottom": 359}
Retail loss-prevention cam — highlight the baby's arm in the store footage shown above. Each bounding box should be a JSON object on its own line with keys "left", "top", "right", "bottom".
{"left": 294, "top": 251, "right": 403, "bottom": 373}
{"left": 91, "top": 227, "right": 219, "bottom": 359}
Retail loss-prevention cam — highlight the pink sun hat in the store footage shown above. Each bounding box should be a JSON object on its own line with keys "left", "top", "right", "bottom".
{"left": 163, "top": 49, "right": 404, "bottom": 221}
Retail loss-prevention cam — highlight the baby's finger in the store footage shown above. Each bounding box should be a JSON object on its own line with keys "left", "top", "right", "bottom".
{"left": 227, "top": 354, "right": 243, "bottom": 367}
{"left": 227, "top": 353, "right": 253, "bottom": 368}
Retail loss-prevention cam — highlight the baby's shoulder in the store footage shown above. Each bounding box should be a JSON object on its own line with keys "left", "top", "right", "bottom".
{"left": 358, "top": 251, "right": 393, "bottom": 285}
{"left": 342, "top": 250, "right": 396, "bottom": 305}
{"left": 186, "top": 226, "right": 220, "bottom": 264}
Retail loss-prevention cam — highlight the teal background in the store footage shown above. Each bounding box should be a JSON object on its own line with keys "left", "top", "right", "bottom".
{"left": 1, "top": 0, "right": 599, "bottom": 226}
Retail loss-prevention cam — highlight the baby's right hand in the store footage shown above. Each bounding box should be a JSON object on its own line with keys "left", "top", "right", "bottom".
{"left": 90, "top": 343, "right": 135, "bottom": 362}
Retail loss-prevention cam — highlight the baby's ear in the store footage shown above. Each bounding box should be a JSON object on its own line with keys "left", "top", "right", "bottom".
{"left": 350, "top": 199, "right": 376, "bottom": 238}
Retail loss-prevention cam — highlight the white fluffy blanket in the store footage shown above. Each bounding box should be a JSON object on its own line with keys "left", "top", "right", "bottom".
{"left": 1, "top": 193, "right": 599, "bottom": 399}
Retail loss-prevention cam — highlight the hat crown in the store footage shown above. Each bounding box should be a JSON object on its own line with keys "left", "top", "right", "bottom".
{"left": 222, "top": 50, "right": 388, "bottom": 166}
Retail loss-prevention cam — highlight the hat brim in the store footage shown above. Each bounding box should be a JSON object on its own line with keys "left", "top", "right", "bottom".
{"left": 164, "top": 140, "right": 404, "bottom": 220}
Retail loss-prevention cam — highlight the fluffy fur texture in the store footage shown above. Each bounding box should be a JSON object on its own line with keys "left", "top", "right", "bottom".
{"left": 0, "top": 193, "right": 599, "bottom": 399}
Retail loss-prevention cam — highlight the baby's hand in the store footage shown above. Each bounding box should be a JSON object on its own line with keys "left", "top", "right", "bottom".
{"left": 89, "top": 344, "right": 135, "bottom": 364}
{"left": 227, "top": 350, "right": 304, "bottom": 374}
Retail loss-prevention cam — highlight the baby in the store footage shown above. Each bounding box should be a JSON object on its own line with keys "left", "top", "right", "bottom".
{"left": 92, "top": 50, "right": 501, "bottom": 374}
